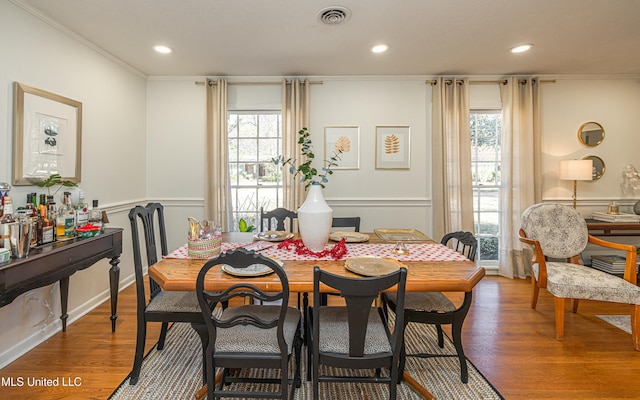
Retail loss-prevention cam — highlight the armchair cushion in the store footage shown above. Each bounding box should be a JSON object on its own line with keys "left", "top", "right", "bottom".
{"left": 533, "top": 262, "right": 640, "bottom": 305}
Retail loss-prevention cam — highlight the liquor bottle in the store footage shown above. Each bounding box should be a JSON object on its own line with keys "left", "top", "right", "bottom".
{"left": 0, "top": 196, "right": 15, "bottom": 224}
{"left": 39, "top": 206, "right": 55, "bottom": 244}
{"left": 25, "top": 194, "right": 38, "bottom": 248}
{"left": 57, "top": 192, "right": 76, "bottom": 240}
{"left": 0, "top": 196, "right": 15, "bottom": 250}
{"left": 25, "top": 193, "right": 37, "bottom": 218}
{"left": 75, "top": 191, "right": 89, "bottom": 229}
{"left": 88, "top": 199, "right": 103, "bottom": 231}
{"left": 47, "top": 198, "right": 57, "bottom": 242}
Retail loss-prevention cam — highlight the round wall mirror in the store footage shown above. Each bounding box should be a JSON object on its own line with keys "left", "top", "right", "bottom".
{"left": 583, "top": 155, "right": 605, "bottom": 180}
{"left": 578, "top": 121, "right": 605, "bottom": 146}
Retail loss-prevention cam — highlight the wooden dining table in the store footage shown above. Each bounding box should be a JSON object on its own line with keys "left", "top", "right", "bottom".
{"left": 148, "top": 231, "right": 485, "bottom": 400}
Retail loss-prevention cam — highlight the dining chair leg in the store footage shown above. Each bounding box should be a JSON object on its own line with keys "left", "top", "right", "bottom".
{"left": 191, "top": 322, "right": 209, "bottom": 384}
{"left": 451, "top": 315, "right": 469, "bottom": 383}
{"left": 436, "top": 325, "right": 445, "bottom": 348}
{"left": 398, "top": 320, "right": 409, "bottom": 377}
{"left": 157, "top": 321, "right": 169, "bottom": 350}
{"left": 130, "top": 319, "right": 147, "bottom": 385}
{"left": 306, "top": 310, "right": 313, "bottom": 381}
{"left": 294, "top": 324, "right": 303, "bottom": 388}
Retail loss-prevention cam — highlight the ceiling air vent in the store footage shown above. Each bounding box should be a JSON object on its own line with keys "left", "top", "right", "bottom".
{"left": 317, "top": 6, "right": 351, "bottom": 25}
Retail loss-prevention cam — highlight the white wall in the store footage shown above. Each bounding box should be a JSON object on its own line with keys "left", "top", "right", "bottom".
{"left": 146, "top": 77, "right": 433, "bottom": 237}
{"left": 0, "top": 1, "right": 147, "bottom": 368}
{"left": 311, "top": 78, "right": 431, "bottom": 235}
{"left": 541, "top": 78, "right": 640, "bottom": 214}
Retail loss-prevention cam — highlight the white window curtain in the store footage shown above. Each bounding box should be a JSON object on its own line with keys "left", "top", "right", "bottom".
{"left": 431, "top": 77, "right": 474, "bottom": 242}
{"left": 281, "top": 78, "right": 310, "bottom": 210}
{"left": 499, "top": 77, "right": 542, "bottom": 278}
{"left": 204, "top": 78, "right": 232, "bottom": 231}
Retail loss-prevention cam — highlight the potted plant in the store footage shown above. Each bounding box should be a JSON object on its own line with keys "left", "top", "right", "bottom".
{"left": 273, "top": 128, "right": 342, "bottom": 251}
{"left": 37, "top": 173, "right": 78, "bottom": 196}
{"left": 272, "top": 127, "right": 342, "bottom": 189}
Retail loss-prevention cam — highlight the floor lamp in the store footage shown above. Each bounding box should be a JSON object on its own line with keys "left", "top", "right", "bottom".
{"left": 560, "top": 159, "right": 593, "bottom": 208}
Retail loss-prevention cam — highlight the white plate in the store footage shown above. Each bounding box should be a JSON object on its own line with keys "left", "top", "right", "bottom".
{"left": 253, "top": 231, "right": 294, "bottom": 242}
{"left": 221, "top": 257, "right": 283, "bottom": 277}
{"left": 329, "top": 232, "right": 370, "bottom": 243}
{"left": 344, "top": 256, "right": 404, "bottom": 277}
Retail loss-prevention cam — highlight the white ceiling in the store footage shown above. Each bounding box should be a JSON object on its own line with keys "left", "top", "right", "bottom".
{"left": 14, "top": 0, "right": 640, "bottom": 77}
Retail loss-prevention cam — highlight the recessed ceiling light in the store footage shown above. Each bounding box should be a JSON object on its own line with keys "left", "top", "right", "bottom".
{"left": 154, "top": 45, "right": 173, "bottom": 54}
{"left": 371, "top": 44, "right": 389, "bottom": 53}
{"left": 510, "top": 44, "right": 533, "bottom": 54}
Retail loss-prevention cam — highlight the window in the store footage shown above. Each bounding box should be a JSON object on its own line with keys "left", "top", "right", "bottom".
{"left": 228, "top": 112, "right": 283, "bottom": 231}
{"left": 470, "top": 111, "right": 502, "bottom": 264}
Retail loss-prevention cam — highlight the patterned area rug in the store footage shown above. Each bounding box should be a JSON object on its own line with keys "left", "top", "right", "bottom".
{"left": 597, "top": 315, "right": 632, "bottom": 334}
{"left": 109, "top": 322, "right": 503, "bottom": 399}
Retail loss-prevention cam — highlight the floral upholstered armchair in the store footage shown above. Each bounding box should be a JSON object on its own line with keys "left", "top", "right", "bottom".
{"left": 518, "top": 203, "right": 640, "bottom": 350}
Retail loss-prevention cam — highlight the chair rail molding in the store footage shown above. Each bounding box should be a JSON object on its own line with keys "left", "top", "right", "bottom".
{"left": 326, "top": 197, "right": 431, "bottom": 208}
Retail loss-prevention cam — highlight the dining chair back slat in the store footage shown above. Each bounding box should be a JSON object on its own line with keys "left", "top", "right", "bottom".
{"left": 331, "top": 216, "right": 361, "bottom": 232}
{"left": 260, "top": 207, "right": 298, "bottom": 232}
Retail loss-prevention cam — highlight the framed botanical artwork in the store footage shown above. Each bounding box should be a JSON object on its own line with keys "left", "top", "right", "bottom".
{"left": 325, "top": 126, "right": 359, "bottom": 169}
{"left": 12, "top": 82, "right": 82, "bottom": 185}
{"left": 375, "top": 126, "right": 410, "bottom": 169}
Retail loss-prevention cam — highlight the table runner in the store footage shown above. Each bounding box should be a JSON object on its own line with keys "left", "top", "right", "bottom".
{"left": 165, "top": 241, "right": 469, "bottom": 262}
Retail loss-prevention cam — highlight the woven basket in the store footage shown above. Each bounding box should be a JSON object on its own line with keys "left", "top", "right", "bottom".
{"left": 187, "top": 234, "right": 222, "bottom": 259}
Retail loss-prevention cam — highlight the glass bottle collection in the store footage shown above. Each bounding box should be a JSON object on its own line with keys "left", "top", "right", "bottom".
{"left": 0, "top": 186, "right": 103, "bottom": 249}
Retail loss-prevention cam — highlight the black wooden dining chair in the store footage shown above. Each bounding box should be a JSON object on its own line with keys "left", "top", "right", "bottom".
{"left": 382, "top": 231, "right": 477, "bottom": 383}
{"left": 128, "top": 203, "right": 205, "bottom": 385}
{"left": 309, "top": 266, "right": 407, "bottom": 400}
{"left": 260, "top": 207, "right": 298, "bottom": 232}
{"left": 196, "top": 248, "right": 303, "bottom": 400}
{"left": 331, "top": 216, "right": 361, "bottom": 232}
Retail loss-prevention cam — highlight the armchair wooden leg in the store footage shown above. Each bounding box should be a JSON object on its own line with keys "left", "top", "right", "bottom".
{"left": 554, "top": 297, "right": 566, "bottom": 341}
{"left": 632, "top": 304, "right": 640, "bottom": 351}
{"left": 531, "top": 276, "right": 540, "bottom": 309}
{"left": 572, "top": 299, "right": 579, "bottom": 313}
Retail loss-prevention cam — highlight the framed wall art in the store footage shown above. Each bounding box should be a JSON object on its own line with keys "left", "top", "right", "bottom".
{"left": 324, "top": 126, "right": 359, "bottom": 169}
{"left": 375, "top": 125, "right": 410, "bottom": 169}
{"left": 12, "top": 82, "right": 82, "bottom": 185}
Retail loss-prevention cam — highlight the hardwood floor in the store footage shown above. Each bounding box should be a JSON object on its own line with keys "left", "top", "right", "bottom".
{"left": 1, "top": 276, "right": 639, "bottom": 399}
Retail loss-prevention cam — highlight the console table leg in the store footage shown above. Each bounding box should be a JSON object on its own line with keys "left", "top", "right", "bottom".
{"left": 59, "top": 276, "right": 69, "bottom": 332}
{"left": 109, "top": 256, "right": 121, "bottom": 332}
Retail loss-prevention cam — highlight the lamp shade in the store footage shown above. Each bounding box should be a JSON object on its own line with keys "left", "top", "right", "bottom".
{"left": 560, "top": 159, "right": 593, "bottom": 181}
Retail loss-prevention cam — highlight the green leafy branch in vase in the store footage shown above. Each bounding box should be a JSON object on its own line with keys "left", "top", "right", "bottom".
{"left": 272, "top": 128, "right": 342, "bottom": 189}
{"left": 36, "top": 173, "right": 78, "bottom": 196}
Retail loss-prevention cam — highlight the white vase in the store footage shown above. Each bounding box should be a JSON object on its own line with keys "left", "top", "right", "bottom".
{"left": 297, "top": 184, "right": 333, "bottom": 252}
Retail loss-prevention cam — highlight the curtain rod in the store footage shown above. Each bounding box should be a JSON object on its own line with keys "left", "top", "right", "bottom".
{"left": 195, "top": 80, "right": 324, "bottom": 86}
{"left": 425, "top": 79, "right": 556, "bottom": 85}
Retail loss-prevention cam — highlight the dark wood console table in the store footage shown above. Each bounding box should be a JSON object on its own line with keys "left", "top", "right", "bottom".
{"left": 585, "top": 219, "right": 640, "bottom": 236}
{"left": 0, "top": 227, "right": 123, "bottom": 332}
